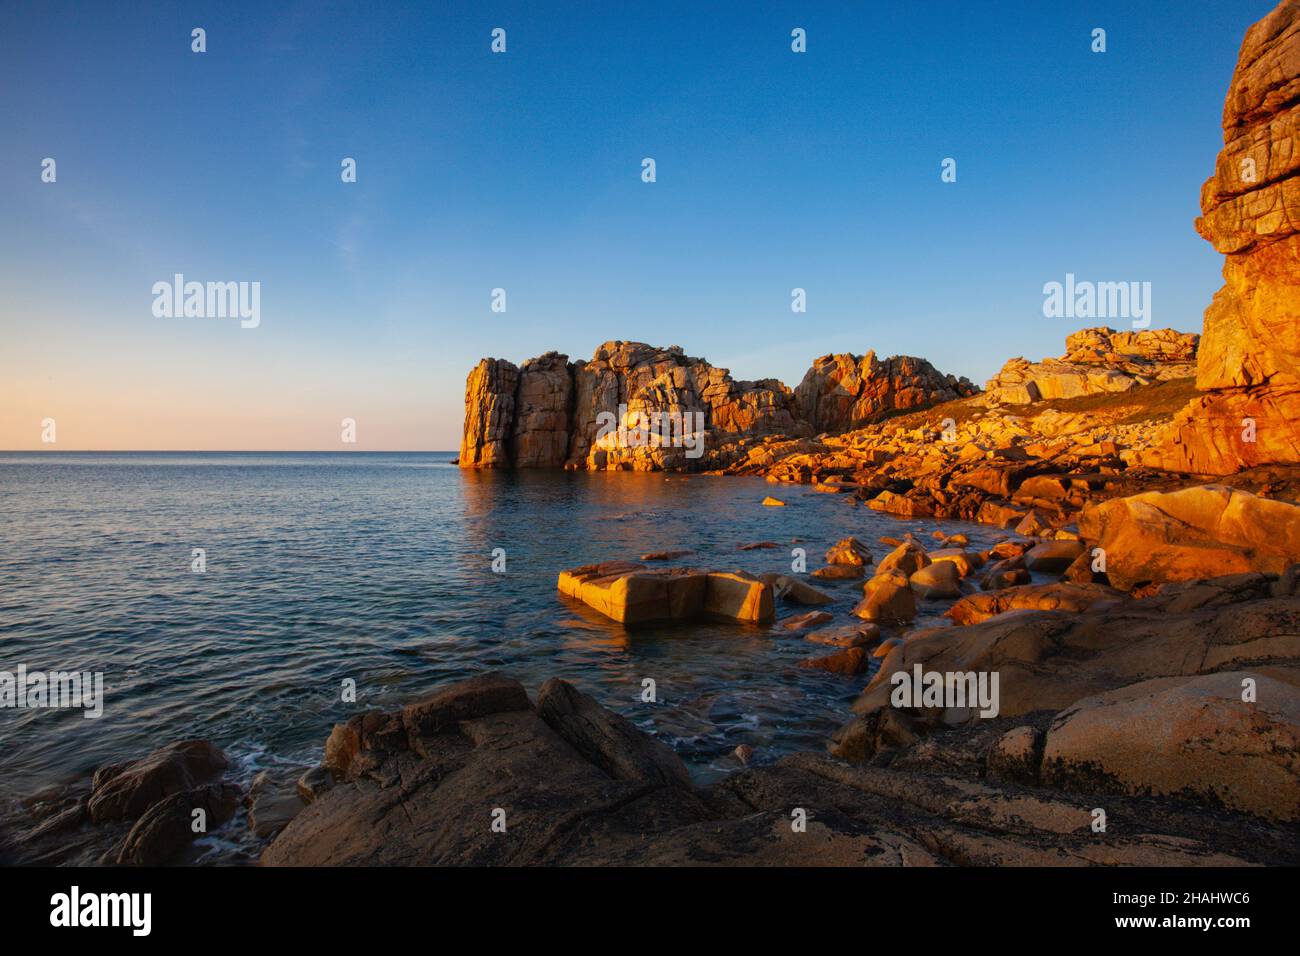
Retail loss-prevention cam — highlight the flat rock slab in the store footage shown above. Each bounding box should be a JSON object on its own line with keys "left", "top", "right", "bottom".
{"left": 558, "top": 562, "right": 773, "bottom": 625}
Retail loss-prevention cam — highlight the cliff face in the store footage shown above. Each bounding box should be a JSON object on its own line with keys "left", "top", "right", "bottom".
{"left": 460, "top": 341, "right": 974, "bottom": 470}
{"left": 1145, "top": 0, "right": 1300, "bottom": 473}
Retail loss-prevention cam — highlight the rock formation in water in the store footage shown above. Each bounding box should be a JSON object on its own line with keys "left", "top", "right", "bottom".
{"left": 1144, "top": 1, "right": 1300, "bottom": 474}
{"left": 460, "top": 341, "right": 974, "bottom": 471}
{"left": 985, "top": 327, "right": 1199, "bottom": 405}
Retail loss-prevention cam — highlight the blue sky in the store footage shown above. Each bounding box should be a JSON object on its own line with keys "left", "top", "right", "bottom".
{"left": 0, "top": 0, "right": 1273, "bottom": 449}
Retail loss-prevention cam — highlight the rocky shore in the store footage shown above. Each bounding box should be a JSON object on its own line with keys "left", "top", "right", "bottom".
{"left": 4, "top": 0, "right": 1298, "bottom": 870}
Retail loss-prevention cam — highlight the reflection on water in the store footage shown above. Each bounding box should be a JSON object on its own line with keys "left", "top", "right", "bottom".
{"left": 0, "top": 452, "right": 1007, "bottom": 857}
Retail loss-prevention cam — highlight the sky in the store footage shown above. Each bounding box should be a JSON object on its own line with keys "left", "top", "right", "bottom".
{"left": 0, "top": 0, "right": 1276, "bottom": 450}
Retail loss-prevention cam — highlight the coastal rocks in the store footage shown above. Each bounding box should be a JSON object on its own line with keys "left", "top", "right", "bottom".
{"left": 985, "top": 328, "right": 1198, "bottom": 406}
{"left": 558, "top": 563, "right": 774, "bottom": 626}
{"left": 262, "top": 674, "right": 1297, "bottom": 867}
{"left": 246, "top": 769, "right": 309, "bottom": 840}
{"left": 556, "top": 561, "right": 774, "bottom": 629}
{"left": 1023, "top": 539, "right": 1086, "bottom": 572}
{"left": 1144, "top": 2, "right": 1300, "bottom": 474}
{"left": 117, "top": 783, "right": 241, "bottom": 865}
{"left": 1145, "top": 386, "right": 1300, "bottom": 474}
{"left": 641, "top": 549, "right": 693, "bottom": 561}
{"left": 462, "top": 341, "right": 978, "bottom": 472}
{"left": 986, "top": 726, "right": 1044, "bottom": 783}
{"left": 877, "top": 541, "right": 930, "bottom": 577}
{"left": 760, "top": 573, "right": 834, "bottom": 606}
{"left": 1077, "top": 485, "right": 1300, "bottom": 590}
{"left": 853, "top": 571, "right": 917, "bottom": 623}
{"left": 825, "top": 536, "right": 873, "bottom": 566}
{"left": 798, "top": 646, "right": 871, "bottom": 676}
{"left": 777, "top": 610, "right": 835, "bottom": 632}
{"left": 88, "top": 740, "right": 229, "bottom": 824}
{"left": 1041, "top": 672, "right": 1300, "bottom": 823}
{"left": 840, "top": 573, "right": 1300, "bottom": 759}
{"left": 535, "top": 678, "right": 692, "bottom": 788}
{"left": 558, "top": 561, "right": 702, "bottom": 626}
{"left": 511, "top": 352, "right": 574, "bottom": 467}
{"left": 945, "top": 582, "right": 1127, "bottom": 625}
{"left": 462, "top": 342, "right": 811, "bottom": 471}
{"left": 263, "top": 676, "right": 707, "bottom": 866}
{"left": 1, "top": 740, "right": 238, "bottom": 866}
{"left": 704, "top": 572, "right": 777, "bottom": 623}
{"left": 805, "top": 622, "right": 880, "bottom": 647}
{"left": 978, "top": 557, "right": 1031, "bottom": 590}
{"left": 794, "top": 352, "right": 976, "bottom": 433}
{"left": 761, "top": 496, "right": 786, "bottom": 506}
{"left": 811, "top": 563, "right": 866, "bottom": 580}
{"left": 909, "top": 560, "right": 963, "bottom": 600}
{"left": 458, "top": 358, "right": 519, "bottom": 468}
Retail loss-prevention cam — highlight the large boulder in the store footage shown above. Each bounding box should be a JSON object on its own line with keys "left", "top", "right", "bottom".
{"left": 852, "top": 571, "right": 917, "bottom": 623}
{"left": 1041, "top": 672, "right": 1300, "bottom": 823}
{"left": 117, "top": 783, "right": 242, "bottom": 865}
{"left": 87, "top": 740, "right": 229, "bottom": 824}
{"left": 1077, "top": 485, "right": 1300, "bottom": 590}
{"left": 557, "top": 563, "right": 774, "bottom": 625}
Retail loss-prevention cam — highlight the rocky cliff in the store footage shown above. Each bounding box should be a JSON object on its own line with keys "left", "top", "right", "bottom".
{"left": 985, "top": 327, "right": 1199, "bottom": 405}
{"left": 795, "top": 352, "right": 976, "bottom": 432}
{"left": 460, "top": 341, "right": 974, "bottom": 471}
{"left": 1144, "top": 0, "right": 1300, "bottom": 473}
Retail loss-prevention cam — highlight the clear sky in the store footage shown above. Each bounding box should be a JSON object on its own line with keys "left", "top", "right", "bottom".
{"left": 0, "top": 0, "right": 1275, "bottom": 450}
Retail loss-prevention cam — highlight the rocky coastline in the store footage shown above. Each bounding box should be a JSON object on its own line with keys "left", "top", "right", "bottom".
{"left": 4, "top": 0, "right": 1299, "bottom": 870}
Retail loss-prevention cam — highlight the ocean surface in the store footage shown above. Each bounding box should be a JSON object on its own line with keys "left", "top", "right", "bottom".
{"left": 0, "top": 451, "right": 1007, "bottom": 862}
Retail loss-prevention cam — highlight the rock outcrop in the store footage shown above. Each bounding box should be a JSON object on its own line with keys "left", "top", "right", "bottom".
{"left": 1144, "top": 1, "right": 1300, "bottom": 474}
{"left": 985, "top": 327, "right": 1198, "bottom": 406}
{"left": 1077, "top": 484, "right": 1300, "bottom": 590}
{"left": 834, "top": 569, "right": 1300, "bottom": 825}
{"left": 1040, "top": 672, "right": 1300, "bottom": 823}
{"left": 1, "top": 740, "right": 241, "bottom": 866}
{"left": 260, "top": 672, "right": 1297, "bottom": 866}
{"left": 794, "top": 352, "right": 976, "bottom": 433}
{"left": 460, "top": 342, "right": 973, "bottom": 471}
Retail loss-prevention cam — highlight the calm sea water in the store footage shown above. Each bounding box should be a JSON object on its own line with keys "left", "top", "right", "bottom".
{"left": 0, "top": 451, "right": 1005, "bottom": 861}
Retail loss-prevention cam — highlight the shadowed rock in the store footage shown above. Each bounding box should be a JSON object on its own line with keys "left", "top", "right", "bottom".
{"left": 260, "top": 673, "right": 1298, "bottom": 867}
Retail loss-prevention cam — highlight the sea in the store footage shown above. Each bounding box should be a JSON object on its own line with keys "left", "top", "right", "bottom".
{"left": 0, "top": 451, "right": 1007, "bottom": 862}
